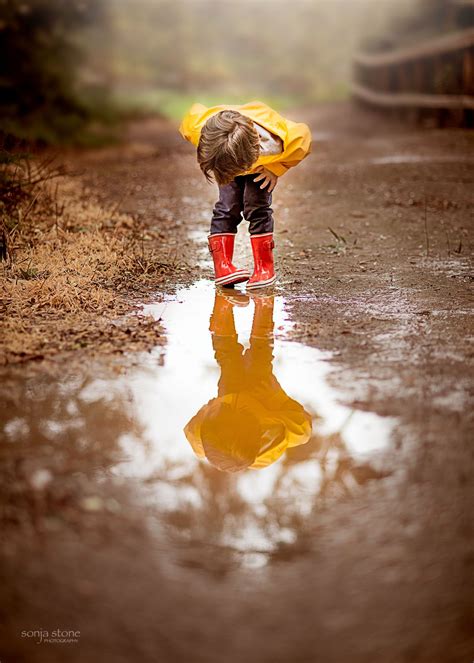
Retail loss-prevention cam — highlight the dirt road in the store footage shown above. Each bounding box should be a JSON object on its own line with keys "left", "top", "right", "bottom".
{"left": 0, "top": 102, "right": 473, "bottom": 662}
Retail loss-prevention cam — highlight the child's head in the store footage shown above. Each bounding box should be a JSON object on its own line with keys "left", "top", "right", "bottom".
{"left": 198, "top": 110, "right": 260, "bottom": 186}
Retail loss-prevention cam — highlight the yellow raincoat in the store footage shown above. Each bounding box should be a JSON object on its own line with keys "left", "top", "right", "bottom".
{"left": 179, "top": 100, "right": 312, "bottom": 177}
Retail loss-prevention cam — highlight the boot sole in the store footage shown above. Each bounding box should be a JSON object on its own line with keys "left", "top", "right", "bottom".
{"left": 215, "top": 270, "right": 250, "bottom": 286}
{"left": 246, "top": 276, "right": 277, "bottom": 290}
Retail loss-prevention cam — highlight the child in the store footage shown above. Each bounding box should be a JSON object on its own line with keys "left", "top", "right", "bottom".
{"left": 179, "top": 101, "right": 311, "bottom": 289}
{"left": 184, "top": 292, "right": 312, "bottom": 472}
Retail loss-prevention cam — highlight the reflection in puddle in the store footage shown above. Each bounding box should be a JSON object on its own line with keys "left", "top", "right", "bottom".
{"left": 369, "top": 154, "right": 474, "bottom": 166}
{"left": 113, "top": 281, "right": 395, "bottom": 563}
{"left": 1, "top": 281, "right": 396, "bottom": 566}
{"left": 185, "top": 292, "right": 312, "bottom": 472}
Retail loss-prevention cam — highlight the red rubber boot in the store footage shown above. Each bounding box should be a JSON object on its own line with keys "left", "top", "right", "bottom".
{"left": 246, "top": 233, "right": 276, "bottom": 290}
{"left": 208, "top": 233, "right": 250, "bottom": 287}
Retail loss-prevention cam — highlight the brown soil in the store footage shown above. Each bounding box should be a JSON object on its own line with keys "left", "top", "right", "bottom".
{"left": 0, "top": 102, "right": 473, "bottom": 663}
{"left": 0, "top": 172, "right": 179, "bottom": 365}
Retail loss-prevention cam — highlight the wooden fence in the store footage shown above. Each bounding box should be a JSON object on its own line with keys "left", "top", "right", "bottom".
{"left": 352, "top": 27, "right": 474, "bottom": 127}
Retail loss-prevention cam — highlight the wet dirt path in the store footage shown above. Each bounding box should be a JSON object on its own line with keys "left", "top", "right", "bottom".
{"left": 0, "top": 103, "right": 473, "bottom": 663}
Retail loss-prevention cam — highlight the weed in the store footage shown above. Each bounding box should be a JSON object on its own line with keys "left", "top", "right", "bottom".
{"left": 327, "top": 227, "right": 348, "bottom": 254}
{"left": 1, "top": 159, "right": 175, "bottom": 364}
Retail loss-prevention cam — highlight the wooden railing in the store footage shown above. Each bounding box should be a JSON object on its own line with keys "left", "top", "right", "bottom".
{"left": 352, "top": 27, "right": 474, "bottom": 126}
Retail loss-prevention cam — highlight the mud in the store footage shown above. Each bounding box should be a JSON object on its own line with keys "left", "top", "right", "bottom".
{"left": 0, "top": 102, "right": 473, "bottom": 662}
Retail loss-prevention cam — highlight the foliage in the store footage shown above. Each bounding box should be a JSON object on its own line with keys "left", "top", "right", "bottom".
{"left": 0, "top": 0, "right": 103, "bottom": 143}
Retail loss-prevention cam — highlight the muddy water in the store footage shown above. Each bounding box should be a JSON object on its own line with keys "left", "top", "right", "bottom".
{"left": 368, "top": 154, "right": 474, "bottom": 165}
{"left": 2, "top": 280, "right": 397, "bottom": 567}
{"left": 117, "top": 281, "right": 396, "bottom": 563}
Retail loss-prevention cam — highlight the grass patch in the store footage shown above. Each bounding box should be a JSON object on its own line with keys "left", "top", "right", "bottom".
{"left": 1, "top": 157, "right": 179, "bottom": 365}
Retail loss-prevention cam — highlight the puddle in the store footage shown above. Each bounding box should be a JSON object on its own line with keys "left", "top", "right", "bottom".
{"left": 368, "top": 154, "right": 474, "bottom": 166}
{"left": 89, "top": 281, "right": 395, "bottom": 562}
{"left": 2, "top": 281, "right": 396, "bottom": 566}
{"left": 311, "top": 131, "right": 334, "bottom": 142}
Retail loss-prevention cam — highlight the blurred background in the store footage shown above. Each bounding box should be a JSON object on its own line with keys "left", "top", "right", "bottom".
{"left": 1, "top": 5, "right": 473, "bottom": 661}
{"left": 1, "top": 0, "right": 472, "bottom": 145}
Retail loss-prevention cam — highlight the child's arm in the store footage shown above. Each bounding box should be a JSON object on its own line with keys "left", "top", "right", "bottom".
{"left": 179, "top": 103, "right": 207, "bottom": 146}
{"left": 242, "top": 101, "right": 312, "bottom": 177}
{"left": 267, "top": 120, "right": 312, "bottom": 177}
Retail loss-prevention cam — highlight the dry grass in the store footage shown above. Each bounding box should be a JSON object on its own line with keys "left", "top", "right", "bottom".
{"left": 1, "top": 161, "right": 178, "bottom": 365}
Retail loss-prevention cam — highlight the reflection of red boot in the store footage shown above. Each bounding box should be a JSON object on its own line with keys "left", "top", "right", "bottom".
{"left": 208, "top": 234, "right": 250, "bottom": 287}
{"left": 250, "top": 295, "right": 274, "bottom": 338}
{"left": 209, "top": 293, "right": 237, "bottom": 336}
{"left": 247, "top": 233, "right": 276, "bottom": 290}
{"left": 210, "top": 292, "right": 249, "bottom": 335}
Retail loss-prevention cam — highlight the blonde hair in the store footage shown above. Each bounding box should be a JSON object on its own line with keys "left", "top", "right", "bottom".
{"left": 197, "top": 110, "right": 260, "bottom": 186}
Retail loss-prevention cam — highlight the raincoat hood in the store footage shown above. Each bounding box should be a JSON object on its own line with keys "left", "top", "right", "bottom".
{"left": 184, "top": 391, "right": 312, "bottom": 471}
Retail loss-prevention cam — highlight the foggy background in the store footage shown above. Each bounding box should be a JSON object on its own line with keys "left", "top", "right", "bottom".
{"left": 0, "top": 0, "right": 469, "bottom": 142}
{"left": 82, "top": 0, "right": 415, "bottom": 116}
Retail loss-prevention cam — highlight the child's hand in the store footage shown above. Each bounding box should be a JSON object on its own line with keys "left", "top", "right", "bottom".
{"left": 253, "top": 167, "right": 278, "bottom": 193}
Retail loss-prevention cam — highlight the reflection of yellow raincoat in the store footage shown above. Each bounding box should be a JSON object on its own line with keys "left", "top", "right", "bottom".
{"left": 179, "top": 100, "right": 312, "bottom": 177}
{"left": 185, "top": 391, "right": 311, "bottom": 470}
{"left": 184, "top": 294, "right": 312, "bottom": 472}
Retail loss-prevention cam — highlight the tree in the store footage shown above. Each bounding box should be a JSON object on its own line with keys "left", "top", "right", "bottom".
{"left": 0, "top": 0, "right": 103, "bottom": 142}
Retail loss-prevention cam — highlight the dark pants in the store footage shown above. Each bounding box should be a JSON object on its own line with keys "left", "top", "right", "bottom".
{"left": 210, "top": 174, "right": 274, "bottom": 236}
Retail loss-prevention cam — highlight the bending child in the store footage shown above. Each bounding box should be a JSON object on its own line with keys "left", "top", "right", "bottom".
{"left": 179, "top": 101, "right": 311, "bottom": 289}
